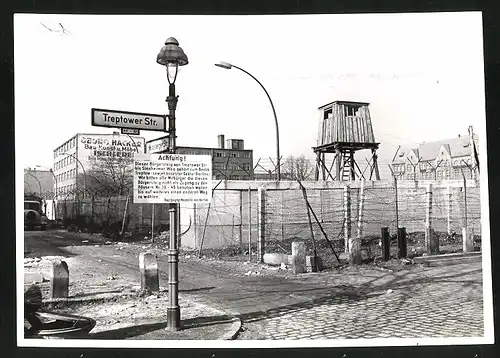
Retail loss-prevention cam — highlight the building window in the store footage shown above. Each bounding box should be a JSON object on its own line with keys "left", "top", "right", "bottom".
{"left": 230, "top": 152, "right": 237, "bottom": 158}
{"left": 215, "top": 151, "right": 222, "bottom": 157}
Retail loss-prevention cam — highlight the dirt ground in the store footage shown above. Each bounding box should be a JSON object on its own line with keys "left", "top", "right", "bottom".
{"left": 23, "top": 233, "right": 228, "bottom": 338}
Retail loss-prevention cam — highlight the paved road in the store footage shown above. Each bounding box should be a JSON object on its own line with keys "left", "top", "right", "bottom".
{"left": 24, "top": 230, "right": 484, "bottom": 340}
{"left": 239, "top": 262, "right": 484, "bottom": 339}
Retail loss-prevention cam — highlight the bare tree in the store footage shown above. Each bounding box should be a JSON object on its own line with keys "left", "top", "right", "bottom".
{"left": 283, "top": 155, "right": 315, "bottom": 180}
{"left": 83, "top": 155, "right": 135, "bottom": 197}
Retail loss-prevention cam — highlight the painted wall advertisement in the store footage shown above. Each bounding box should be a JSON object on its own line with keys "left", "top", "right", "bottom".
{"left": 133, "top": 153, "right": 212, "bottom": 204}
{"left": 77, "top": 134, "right": 145, "bottom": 169}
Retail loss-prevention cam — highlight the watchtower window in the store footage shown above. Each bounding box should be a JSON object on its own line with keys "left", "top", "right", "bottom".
{"left": 345, "top": 105, "right": 359, "bottom": 116}
{"left": 323, "top": 107, "right": 333, "bottom": 119}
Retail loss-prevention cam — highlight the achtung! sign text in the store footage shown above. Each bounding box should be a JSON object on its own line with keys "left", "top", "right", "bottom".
{"left": 133, "top": 153, "right": 212, "bottom": 204}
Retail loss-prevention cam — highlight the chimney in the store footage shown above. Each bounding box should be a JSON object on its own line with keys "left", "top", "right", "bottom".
{"left": 218, "top": 134, "right": 225, "bottom": 149}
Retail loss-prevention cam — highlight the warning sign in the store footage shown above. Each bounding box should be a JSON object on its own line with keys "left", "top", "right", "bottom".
{"left": 133, "top": 153, "right": 212, "bottom": 204}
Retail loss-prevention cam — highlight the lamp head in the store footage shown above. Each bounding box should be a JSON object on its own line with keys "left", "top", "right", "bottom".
{"left": 157, "top": 37, "right": 189, "bottom": 84}
{"left": 215, "top": 61, "right": 233, "bottom": 70}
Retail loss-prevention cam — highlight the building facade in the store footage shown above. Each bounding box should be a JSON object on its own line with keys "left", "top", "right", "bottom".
{"left": 391, "top": 134, "right": 479, "bottom": 180}
{"left": 53, "top": 132, "right": 145, "bottom": 199}
{"left": 146, "top": 134, "right": 254, "bottom": 180}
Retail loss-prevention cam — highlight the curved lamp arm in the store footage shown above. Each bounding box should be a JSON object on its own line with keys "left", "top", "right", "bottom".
{"left": 215, "top": 62, "right": 281, "bottom": 180}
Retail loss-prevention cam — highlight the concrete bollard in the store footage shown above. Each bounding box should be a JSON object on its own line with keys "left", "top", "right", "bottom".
{"left": 381, "top": 227, "right": 390, "bottom": 261}
{"left": 291, "top": 241, "right": 306, "bottom": 274}
{"left": 462, "top": 228, "right": 474, "bottom": 253}
{"left": 397, "top": 227, "right": 407, "bottom": 258}
{"left": 51, "top": 260, "right": 69, "bottom": 299}
{"left": 306, "top": 255, "right": 322, "bottom": 273}
{"left": 139, "top": 252, "right": 159, "bottom": 292}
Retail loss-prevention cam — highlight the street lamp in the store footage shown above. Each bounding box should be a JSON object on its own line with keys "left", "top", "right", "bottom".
{"left": 215, "top": 61, "right": 281, "bottom": 181}
{"left": 157, "top": 36, "right": 188, "bottom": 331}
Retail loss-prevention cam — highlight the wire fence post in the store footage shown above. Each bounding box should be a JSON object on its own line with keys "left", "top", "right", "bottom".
{"left": 280, "top": 190, "right": 285, "bottom": 241}
{"left": 151, "top": 203, "right": 155, "bottom": 242}
{"left": 425, "top": 183, "right": 439, "bottom": 255}
{"left": 247, "top": 187, "right": 252, "bottom": 261}
{"left": 138, "top": 203, "right": 143, "bottom": 230}
{"left": 343, "top": 185, "right": 351, "bottom": 254}
{"left": 193, "top": 203, "right": 197, "bottom": 248}
{"left": 257, "top": 186, "right": 266, "bottom": 263}
{"left": 239, "top": 190, "right": 243, "bottom": 253}
{"left": 447, "top": 184, "right": 452, "bottom": 235}
{"left": 351, "top": 180, "right": 364, "bottom": 264}
{"left": 462, "top": 176, "right": 473, "bottom": 252}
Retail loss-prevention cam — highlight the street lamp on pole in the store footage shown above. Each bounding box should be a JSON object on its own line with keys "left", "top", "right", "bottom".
{"left": 215, "top": 61, "right": 281, "bottom": 181}
{"left": 157, "top": 36, "right": 188, "bottom": 331}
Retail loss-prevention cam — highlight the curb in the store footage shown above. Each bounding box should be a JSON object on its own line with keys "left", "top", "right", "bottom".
{"left": 413, "top": 251, "right": 482, "bottom": 267}
{"left": 217, "top": 317, "right": 242, "bottom": 340}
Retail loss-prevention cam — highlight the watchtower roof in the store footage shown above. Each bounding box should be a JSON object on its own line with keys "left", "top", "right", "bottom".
{"left": 318, "top": 100, "right": 370, "bottom": 110}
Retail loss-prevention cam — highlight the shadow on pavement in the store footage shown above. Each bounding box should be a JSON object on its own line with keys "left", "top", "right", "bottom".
{"left": 88, "top": 314, "right": 235, "bottom": 340}
{"left": 238, "top": 289, "right": 376, "bottom": 324}
{"left": 70, "top": 289, "right": 125, "bottom": 298}
{"left": 180, "top": 286, "right": 216, "bottom": 293}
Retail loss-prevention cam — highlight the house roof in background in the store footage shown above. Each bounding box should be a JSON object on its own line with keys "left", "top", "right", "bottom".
{"left": 391, "top": 134, "right": 479, "bottom": 164}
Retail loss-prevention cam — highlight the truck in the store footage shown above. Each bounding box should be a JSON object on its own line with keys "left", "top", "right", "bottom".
{"left": 24, "top": 194, "right": 49, "bottom": 231}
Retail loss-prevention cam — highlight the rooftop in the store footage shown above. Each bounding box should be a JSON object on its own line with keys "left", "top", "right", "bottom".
{"left": 392, "top": 134, "right": 479, "bottom": 164}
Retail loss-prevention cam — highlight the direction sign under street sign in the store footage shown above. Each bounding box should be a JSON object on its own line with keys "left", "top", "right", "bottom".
{"left": 121, "top": 128, "right": 140, "bottom": 135}
{"left": 146, "top": 135, "right": 170, "bottom": 154}
{"left": 133, "top": 153, "right": 212, "bottom": 204}
{"left": 92, "top": 108, "right": 167, "bottom": 132}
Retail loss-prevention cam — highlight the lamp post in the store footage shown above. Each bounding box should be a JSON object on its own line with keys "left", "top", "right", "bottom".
{"left": 157, "top": 36, "right": 188, "bottom": 331}
{"left": 215, "top": 61, "right": 281, "bottom": 181}
{"left": 24, "top": 180, "right": 32, "bottom": 193}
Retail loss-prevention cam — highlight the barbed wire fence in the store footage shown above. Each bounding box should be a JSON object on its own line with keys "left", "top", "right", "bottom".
{"left": 51, "top": 177, "right": 482, "bottom": 258}
{"left": 190, "top": 179, "right": 482, "bottom": 261}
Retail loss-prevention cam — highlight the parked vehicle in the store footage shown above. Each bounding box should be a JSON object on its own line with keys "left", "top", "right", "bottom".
{"left": 24, "top": 194, "right": 49, "bottom": 231}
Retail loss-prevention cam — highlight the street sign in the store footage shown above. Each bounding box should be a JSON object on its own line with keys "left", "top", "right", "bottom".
{"left": 121, "top": 128, "right": 140, "bottom": 135}
{"left": 92, "top": 108, "right": 167, "bottom": 132}
{"left": 133, "top": 153, "right": 212, "bottom": 204}
{"left": 146, "top": 135, "right": 170, "bottom": 153}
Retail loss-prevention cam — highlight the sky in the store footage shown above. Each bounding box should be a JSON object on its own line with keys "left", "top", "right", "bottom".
{"left": 14, "top": 12, "right": 486, "bottom": 179}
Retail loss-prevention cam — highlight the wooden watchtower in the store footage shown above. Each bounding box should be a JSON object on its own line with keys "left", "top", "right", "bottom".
{"left": 313, "top": 100, "right": 380, "bottom": 181}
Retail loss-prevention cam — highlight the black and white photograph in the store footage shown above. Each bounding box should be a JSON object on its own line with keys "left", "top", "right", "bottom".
{"left": 15, "top": 12, "right": 493, "bottom": 348}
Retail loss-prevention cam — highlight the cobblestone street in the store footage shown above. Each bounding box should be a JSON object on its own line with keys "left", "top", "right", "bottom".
{"left": 239, "top": 261, "right": 483, "bottom": 339}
